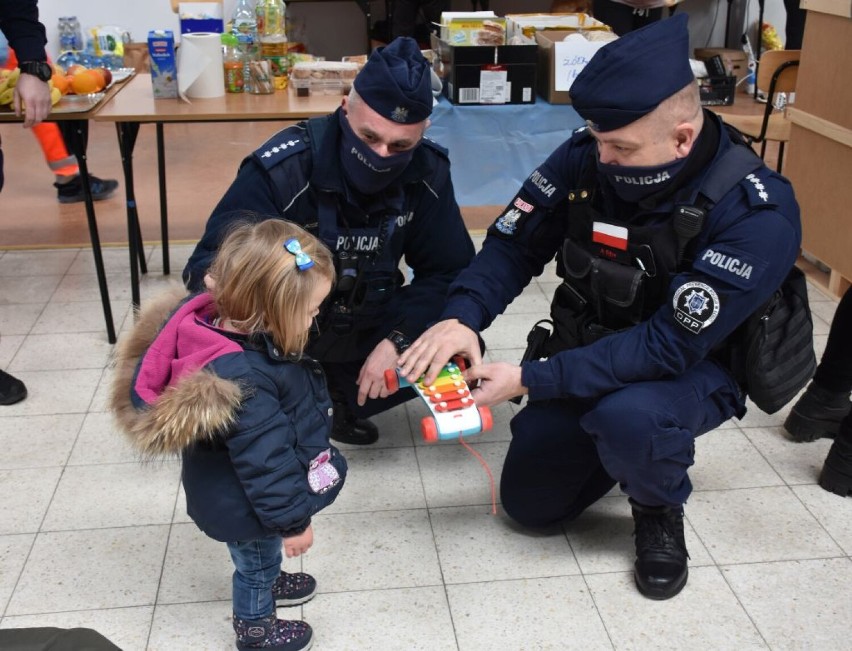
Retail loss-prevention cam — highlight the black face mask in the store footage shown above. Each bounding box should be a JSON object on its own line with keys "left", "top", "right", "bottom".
{"left": 597, "top": 155, "right": 689, "bottom": 203}
{"left": 338, "top": 111, "right": 416, "bottom": 195}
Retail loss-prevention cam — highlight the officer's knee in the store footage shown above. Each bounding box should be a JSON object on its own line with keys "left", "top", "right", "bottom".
{"left": 582, "top": 391, "right": 659, "bottom": 454}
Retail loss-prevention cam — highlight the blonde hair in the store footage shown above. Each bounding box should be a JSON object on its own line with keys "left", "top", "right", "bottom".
{"left": 207, "top": 219, "right": 334, "bottom": 355}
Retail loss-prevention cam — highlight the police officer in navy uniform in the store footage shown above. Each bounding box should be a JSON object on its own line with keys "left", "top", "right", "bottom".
{"left": 397, "top": 15, "right": 802, "bottom": 600}
{"left": 184, "top": 37, "right": 475, "bottom": 446}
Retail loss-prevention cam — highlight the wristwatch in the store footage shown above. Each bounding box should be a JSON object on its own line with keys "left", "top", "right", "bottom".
{"left": 19, "top": 61, "right": 53, "bottom": 83}
{"left": 386, "top": 330, "right": 412, "bottom": 354}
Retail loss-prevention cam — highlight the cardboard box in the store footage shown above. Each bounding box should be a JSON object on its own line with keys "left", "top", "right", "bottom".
{"left": 431, "top": 34, "right": 537, "bottom": 105}
{"left": 535, "top": 30, "right": 613, "bottom": 104}
{"left": 440, "top": 14, "right": 507, "bottom": 46}
{"left": 148, "top": 30, "right": 178, "bottom": 98}
{"left": 506, "top": 13, "right": 610, "bottom": 40}
{"left": 694, "top": 48, "right": 749, "bottom": 87}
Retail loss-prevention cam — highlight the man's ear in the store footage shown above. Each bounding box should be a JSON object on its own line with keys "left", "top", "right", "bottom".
{"left": 341, "top": 95, "right": 349, "bottom": 114}
{"left": 674, "top": 121, "right": 698, "bottom": 158}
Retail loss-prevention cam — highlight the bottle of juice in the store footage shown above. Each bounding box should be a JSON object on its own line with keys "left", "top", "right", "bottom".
{"left": 256, "top": 0, "right": 289, "bottom": 90}
{"left": 221, "top": 33, "right": 244, "bottom": 93}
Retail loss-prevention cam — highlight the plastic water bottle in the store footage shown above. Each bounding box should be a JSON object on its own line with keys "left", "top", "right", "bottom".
{"left": 231, "top": 0, "right": 259, "bottom": 93}
{"left": 256, "top": 0, "right": 289, "bottom": 89}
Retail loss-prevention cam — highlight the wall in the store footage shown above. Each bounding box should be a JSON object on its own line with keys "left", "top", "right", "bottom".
{"left": 35, "top": 0, "right": 789, "bottom": 63}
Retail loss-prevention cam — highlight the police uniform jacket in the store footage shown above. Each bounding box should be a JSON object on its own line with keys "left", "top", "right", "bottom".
{"left": 183, "top": 109, "right": 475, "bottom": 348}
{"left": 110, "top": 287, "right": 347, "bottom": 543}
{"left": 441, "top": 112, "right": 802, "bottom": 403}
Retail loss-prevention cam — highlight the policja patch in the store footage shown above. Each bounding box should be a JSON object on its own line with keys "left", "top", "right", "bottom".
{"left": 672, "top": 281, "right": 720, "bottom": 334}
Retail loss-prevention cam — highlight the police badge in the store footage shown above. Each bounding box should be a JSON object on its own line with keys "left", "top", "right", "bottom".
{"left": 495, "top": 208, "right": 523, "bottom": 235}
{"left": 673, "top": 281, "right": 720, "bottom": 334}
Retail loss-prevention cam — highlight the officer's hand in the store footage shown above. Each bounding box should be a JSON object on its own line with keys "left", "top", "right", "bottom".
{"left": 356, "top": 338, "right": 398, "bottom": 406}
{"left": 398, "top": 319, "right": 481, "bottom": 386}
{"left": 15, "top": 74, "right": 52, "bottom": 128}
{"left": 464, "top": 362, "right": 527, "bottom": 407}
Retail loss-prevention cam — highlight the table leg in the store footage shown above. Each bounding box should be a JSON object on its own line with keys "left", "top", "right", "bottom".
{"left": 115, "top": 122, "right": 146, "bottom": 308}
{"left": 156, "top": 123, "right": 170, "bottom": 275}
{"left": 57, "top": 121, "right": 117, "bottom": 344}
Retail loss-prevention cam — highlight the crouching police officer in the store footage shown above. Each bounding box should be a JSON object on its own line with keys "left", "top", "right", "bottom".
{"left": 184, "top": 37, "right": 475, "bottom": 445}
{"left": 397, "top": 15, "right": 802, "bottom": 599}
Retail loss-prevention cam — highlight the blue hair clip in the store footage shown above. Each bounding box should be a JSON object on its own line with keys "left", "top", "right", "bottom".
{"left": 284, "top": 238, "right": 315, "bottom": 271}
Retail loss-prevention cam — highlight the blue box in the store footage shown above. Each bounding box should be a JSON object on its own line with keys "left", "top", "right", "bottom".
{"left": 147, "top": 30, "right": 178, "bottom": 99}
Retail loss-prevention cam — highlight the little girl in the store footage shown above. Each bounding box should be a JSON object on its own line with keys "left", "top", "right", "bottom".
{"left": 110, "top": 220, "right": 346, "bottom": 651}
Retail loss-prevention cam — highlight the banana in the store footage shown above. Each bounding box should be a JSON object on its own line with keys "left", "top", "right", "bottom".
{"left": 0, "top": 78, "right": 8, "bottom": 95}
{"left": 0, "top": 87, "right": 14, "bottom": 106}
{"left": 6, "top": 68, "right": 20, "bottom": 88}
{"left": 50, "top": 86, "right": 62, "bottom": 105}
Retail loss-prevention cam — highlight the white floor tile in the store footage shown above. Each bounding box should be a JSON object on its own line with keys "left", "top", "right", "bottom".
{"left": 742, "top": 426, "right": 833, "bottom": 485}
{"left": 306, "top": 509, "right": 442, "bottom": 593}
{"left": 693, "top": 427, "right": 785, "bottom": 490}
{"left": 0, "top": 303, "right": 44, "bottom": 336}
{"left": 147, "top": 600, "right": 234, "bottom": 651}
{"left": 31, "top": 300, "right": 131, "bottom": 335}
{"left": 448, "top": 576, "right": 611, "bottom": 651}
{"left": 9, "top": 332, "right": 114, "bottom": 371}
{"left": 431, "top": 505, "right": 578, "bottom": 584}
{"left": 417, "top": 441, "right": 508, "bottom": 508}
{"left": 687, "top": 486, "right": 842, "bottom": 564}
{"left": 157, "top": 523, "right": 232, "bottom": 605}
{"left": 0, "top": 369, "right": 102, "bottom": 416}
{"left": 324, "top": 446, "right": 427, "bottom": 514}
{"left": 6, "top": 526, "right": 169, "bottom": 615}
{"left": 792, "top": 484, "right": 852, "bottom": 554}
{"left": 68, "top": 246, "right": 154, "bottom": 276}
{"left": 0, "top": 467, "right": 62, "bottom": 535}
{"left": 0, "top": 250, "right": 78, "bottom": 277}
{"left": 588, "top": 566, "right": 767, "bottom": 650}
{"left": 42, "top": 462, "right": 180, "bottom": 531}
{"left": 0, "top": 534, "right": 35, "bottom": 613}
{"left": 723, "top": 558, "right": 852, "bottom": 651}
{"left": 0, "top": 333, "right": 24, "bottom": 368}
{"left": 0, "top": 414, "right": 83, "bottom": 469}
{"left": 0, "top": 275, "right": 63, "bottom": 305}
{"left": 305, "top": 586, "right": 457, "bottom": 651}
{"left": 68, "top": 412, "right": 141, "bottom": 465}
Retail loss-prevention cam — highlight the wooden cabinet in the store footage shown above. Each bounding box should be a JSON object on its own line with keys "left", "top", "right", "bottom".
{"left": 784, "top": 0, "right": 852, "bottom": 296}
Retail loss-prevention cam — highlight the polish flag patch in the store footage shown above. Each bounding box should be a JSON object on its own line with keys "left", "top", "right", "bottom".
{"left": 592, "top": 221, "right": 628, "bottom": 251}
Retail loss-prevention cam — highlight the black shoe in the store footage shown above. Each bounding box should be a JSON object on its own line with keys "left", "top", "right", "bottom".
{"left": 55, "top": 175, "right": 119, "bottom": 204}
{"left": 784, "top": 384, "right": 851, "bottom": 442}
{"left": 819, "top": 421, "right": 852, "bottom": 497}
{"left": 630, "top": 499, "right": 689, "bottom": 600}
{"left": 330, "top": 399, "right": 378, "bottom": 445}
{"left": 0, "top": 369, "right": 27, "bottom": 405}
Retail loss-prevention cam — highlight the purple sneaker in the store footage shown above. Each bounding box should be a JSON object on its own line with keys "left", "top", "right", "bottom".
{"left": 233, "top": 614, "right": 312, "bottom": 651}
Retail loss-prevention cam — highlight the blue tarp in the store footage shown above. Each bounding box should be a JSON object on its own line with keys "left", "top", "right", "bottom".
{"left": 426, "top": 97, "right": 583, "bottom": 207}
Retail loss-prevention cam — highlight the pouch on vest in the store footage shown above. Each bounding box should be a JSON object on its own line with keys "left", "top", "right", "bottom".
{"left": 730, "top": 265, "right": 816, "bottom": 414}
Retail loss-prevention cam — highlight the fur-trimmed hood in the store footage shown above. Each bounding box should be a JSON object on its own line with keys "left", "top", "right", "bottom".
{"left": 109, "top": 286, "right": 244, "bottom": 459}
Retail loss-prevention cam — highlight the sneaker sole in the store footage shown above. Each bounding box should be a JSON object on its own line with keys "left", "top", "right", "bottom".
{"left": 274, "top": 592, "right": 316, "bottom": 608}
{"left": 57, "top": 190, "right": 118, "bottom": 204}
{"left": 236, "top": 635, "right": 313, "bottom": 651}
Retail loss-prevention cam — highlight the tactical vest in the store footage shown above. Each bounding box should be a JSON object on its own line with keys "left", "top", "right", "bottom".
{"left": 544, "top": 144, "right": 762, "bottom": 356}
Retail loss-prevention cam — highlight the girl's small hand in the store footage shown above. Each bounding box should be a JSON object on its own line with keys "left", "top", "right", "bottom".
{"left": 283, "top": 524, "right": 314, "bottom": 558}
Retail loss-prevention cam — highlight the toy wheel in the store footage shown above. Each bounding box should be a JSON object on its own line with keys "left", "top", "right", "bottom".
{"left": 384, "top": 369, "right": 399, "bottom": 392}
{"left": 478, "top": 406, "right": 493, "bottom": 432}
{"left": 421, "top": 416, "right": 438, "bottom": 442}
{"left": 452, "top": 355, "right": 467, "bottom": 371}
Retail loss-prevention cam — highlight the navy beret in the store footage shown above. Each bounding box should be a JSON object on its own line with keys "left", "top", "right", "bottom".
{"left": 569, "top": 14, "right": 695, "bottom": 132}
{"left": 353, "top": 37, "right": 433, "bottom": 124}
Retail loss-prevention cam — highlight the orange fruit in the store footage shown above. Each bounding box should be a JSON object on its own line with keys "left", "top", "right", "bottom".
{"left": 66, "top": 64, "right": 86, "bottom": 76}
{"left": 51, "top": 73, "right": 71, "bottom": 95}
{"left": 70, "top": 70, "right": 101, "bottom": 95}
{"left": 88, "top": 68, "right": 106, "bottom": 90}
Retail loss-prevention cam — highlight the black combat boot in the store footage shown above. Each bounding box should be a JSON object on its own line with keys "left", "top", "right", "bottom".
{"left": 630, "top": 498, "right": 689, "bottom": 600}
{"left": 233, "top": 614, "right": 312, "bottom": 651}
{"left": 784, "top": 384, "right": 851, "bottom": 442}
{"left": 329, "top": 395, "right": 378, "bottom": 446}
{"left": 819, "top": 419, "right": 852, "bottom": 497}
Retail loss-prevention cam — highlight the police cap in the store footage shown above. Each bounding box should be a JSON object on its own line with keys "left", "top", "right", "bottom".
{"left": 569, "top": 14, "right": 695, "bottom": 132}
{"left": 353, "top": 37, "right": 433, "bottom": 124}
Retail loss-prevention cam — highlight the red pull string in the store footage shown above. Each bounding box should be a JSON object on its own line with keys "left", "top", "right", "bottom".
{"left": 458, "top": 435, "right": 497, "bottom": 515}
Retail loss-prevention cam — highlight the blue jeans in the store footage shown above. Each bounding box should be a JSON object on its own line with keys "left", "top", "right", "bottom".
{"left": 227, "top": 536, "right": 282, "bottom": 620}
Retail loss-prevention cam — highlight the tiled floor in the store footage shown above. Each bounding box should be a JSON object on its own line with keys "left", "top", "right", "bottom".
{"left": 1, "top": 239, "right": 851, "bottom": 651}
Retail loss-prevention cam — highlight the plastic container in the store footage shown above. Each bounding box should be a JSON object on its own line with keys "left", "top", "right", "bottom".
{"left": 289, "top": 61, "right": 358, "bottom": 96}
{"left": 221, "top": 33, "right": 244, "bottom": 93}
{"left": 257, "top": 0, "right": 289, "bottom": 89}
{"left": 231, "top": 0, "right": 259, "bottom": 93}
